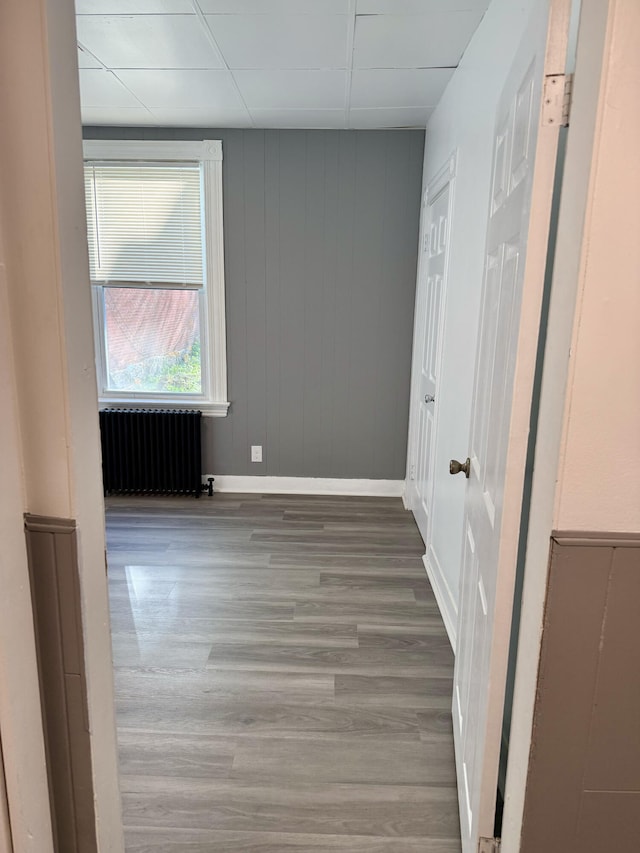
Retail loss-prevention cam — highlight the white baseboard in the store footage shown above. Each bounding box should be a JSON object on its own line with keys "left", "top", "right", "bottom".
{"left": 203, "top": 475, "right": 405, "bottom": 498}
{"left": 423, "top": 550, "right": 458, "bottom": 653}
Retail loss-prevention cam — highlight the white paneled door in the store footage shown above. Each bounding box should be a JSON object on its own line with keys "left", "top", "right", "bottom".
{"left": 452, "top": 2, "right": 570, "bottom": 851}
{"left": 407, "top": 158, "right": 455, "bottom": 551}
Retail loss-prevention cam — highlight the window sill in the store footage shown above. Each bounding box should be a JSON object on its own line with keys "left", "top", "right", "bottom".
{"left": 98, "top": 399, "right": 230, "bottom": 417}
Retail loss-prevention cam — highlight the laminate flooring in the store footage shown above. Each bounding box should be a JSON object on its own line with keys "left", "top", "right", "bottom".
{"left": 106, "top": 493, "right": 461, "bottom": 852}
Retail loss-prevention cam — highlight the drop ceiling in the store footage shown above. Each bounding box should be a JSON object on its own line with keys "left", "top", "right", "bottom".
{"left": 76, "top": 0, "right": 490, "bottom": 129}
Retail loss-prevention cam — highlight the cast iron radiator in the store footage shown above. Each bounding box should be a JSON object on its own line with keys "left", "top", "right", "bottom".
{"left": 99, "top": 408, "right": 202, "bottom": 497}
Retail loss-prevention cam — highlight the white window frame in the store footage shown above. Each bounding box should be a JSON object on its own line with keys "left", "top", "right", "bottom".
{"left": 83, "top": 139, "right": 229, "bottom": 417}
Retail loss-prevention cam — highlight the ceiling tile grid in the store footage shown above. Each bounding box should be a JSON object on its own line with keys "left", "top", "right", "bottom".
{"left": 76, "top": 14, "right": 225, "bottom": 69}
{"left": 76, "top": 0, "right": 489, "bottom": 129}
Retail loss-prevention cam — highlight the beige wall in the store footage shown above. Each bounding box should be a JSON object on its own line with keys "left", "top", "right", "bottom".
{"left": 554, "top": 0, "right": 640, "bottom": 533}
{"left": 0, "top": 0, "right": 123, "bottom": 850}
{"left": 0, "top": 1, "right": 73, "bottom": 520}
{"left": 0, "top": 236, "right": 54, "bottom": 853}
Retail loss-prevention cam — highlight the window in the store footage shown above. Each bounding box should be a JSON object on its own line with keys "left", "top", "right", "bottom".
{"left": 83, "top": 140, "right": 228, "bottom": 416}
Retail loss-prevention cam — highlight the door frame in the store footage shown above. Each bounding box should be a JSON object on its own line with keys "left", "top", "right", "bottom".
{"left": 501, "top": 1, "right": 613, "bottom": 848}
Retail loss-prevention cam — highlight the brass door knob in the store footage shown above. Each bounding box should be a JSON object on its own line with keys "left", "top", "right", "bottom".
{"left": 450, "top": 458, "right": 471, "bottom": 478}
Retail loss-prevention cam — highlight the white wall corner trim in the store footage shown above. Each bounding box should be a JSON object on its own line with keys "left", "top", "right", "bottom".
{"left": 423, "top": 551, "right": 458, "bottom": 652}
{"left": 204, "top": 475, "right": 405, "bottom": 498}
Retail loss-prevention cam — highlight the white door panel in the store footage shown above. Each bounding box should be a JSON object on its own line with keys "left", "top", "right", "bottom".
{"left": 452, "top": 3, "right": 570, "bottom": 850}
{"left": 408, "top": 172, "right": 452, "bottom": 548}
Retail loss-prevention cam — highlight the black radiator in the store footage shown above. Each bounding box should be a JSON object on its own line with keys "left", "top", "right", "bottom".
{"left": 99, "top": 409, "right": 202, "bottom": 497}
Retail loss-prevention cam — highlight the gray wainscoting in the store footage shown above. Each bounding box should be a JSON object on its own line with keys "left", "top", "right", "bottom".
{"left": 24, "top": 514, "right": 97, "bottom": 853}
{"left": 84, "top": 128, "right": 424, "bottom": 479}
{"left": 521, "top": 532, "right": 640, "bottom": 853}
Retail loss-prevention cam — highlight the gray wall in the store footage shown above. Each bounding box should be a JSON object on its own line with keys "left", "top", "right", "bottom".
{"left": 84, "top": 127, "right": 424, "bottom": 479}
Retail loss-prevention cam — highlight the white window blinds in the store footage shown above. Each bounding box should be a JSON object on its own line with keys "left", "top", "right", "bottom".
{"left": 84, "top": 163, "right": 204, "bottom": 286}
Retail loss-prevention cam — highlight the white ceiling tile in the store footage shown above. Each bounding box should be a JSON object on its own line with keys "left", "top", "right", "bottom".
{"left": 148, "top": 108, "right": 253, "bottom": 127}
{"left": 350, "top": 68, "right": 454, "bottom": 108}
{"left": 76, "top": 1, "right": 487, "bottom": 126}
{"left": 76, "top": 15, "right": 223, "bottom": 69}
{"left": 115, "top": 69, "right": 245, "bottom": 110}
{"left": 199, "top": 0, "right": 350, "bottom": 11}
{"left": 250, "top": 109, "right": 347, "bottom": 128}
{"left": 76, "top": 1, "right": 193, "bottom": 12}
{"left": 79, "top": 69, "right": 143, "bottom": 108}
{"left": 353, "top": 11, "right": 484, "bottom": 68}
{"left": 234, "top": 70, "right": 346, "bottom": 109}
{"left": 348, "top": 106, "right": 432, "bottom": 128}
{"left": 77, "top": 46, "right": 102, "bottom": 69}
{"left": 206, "top": 14, "right": 349, "bottom": 69}
{"left": 81, "top": 106, "right": 157, "bottom": 125}
{"left": 356, "top": 0, "right": 489, "bottom": 12}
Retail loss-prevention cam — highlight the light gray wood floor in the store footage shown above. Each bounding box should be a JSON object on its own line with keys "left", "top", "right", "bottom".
{"left": 106, "top": 493, "right": 461, "bottom": 852}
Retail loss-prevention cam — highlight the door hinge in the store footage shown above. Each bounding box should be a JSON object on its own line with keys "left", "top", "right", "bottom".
{"left": 409, "top": 463, "right": 416, "bottom": 480}
{"left": 542, "top": 73, "right": 573, "bottom": 127}
{"left": 479, "top": 838, "right": 501, "bottom": 853}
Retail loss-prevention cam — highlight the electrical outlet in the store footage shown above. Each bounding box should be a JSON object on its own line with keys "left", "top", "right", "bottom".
{"left": 251, "top": 445, "right": 263, "bottom": 463}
